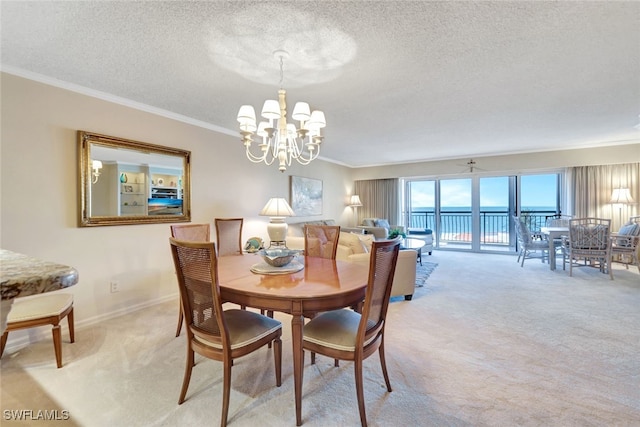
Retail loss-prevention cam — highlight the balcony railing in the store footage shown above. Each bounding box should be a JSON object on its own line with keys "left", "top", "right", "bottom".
{"left": 407, "top": 210, "right": 557, "bottom": 245}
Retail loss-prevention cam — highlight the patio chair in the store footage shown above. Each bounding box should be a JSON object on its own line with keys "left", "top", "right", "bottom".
{"left": 563, "top": 218, "right": 613, "bottom": 279}
{"left": 514, "top": 216, "right": 549, "bottom": 267}
{"left": 610, "top": 219, "right": 640, "bottom": 273}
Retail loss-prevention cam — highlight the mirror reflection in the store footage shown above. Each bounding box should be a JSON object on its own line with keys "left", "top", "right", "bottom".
{"left": 78, "top": 131, "right": 191, "bottom": 227}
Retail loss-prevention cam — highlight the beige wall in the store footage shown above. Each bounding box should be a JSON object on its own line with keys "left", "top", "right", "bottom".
{"left": 352, "top": 145, "right": 640, "bottom": 180}
{"left": 2, "top": 72, "right": 638, "bottom": 339}
{"left": 0, "top": 73, "right": 354, "bottom": 334}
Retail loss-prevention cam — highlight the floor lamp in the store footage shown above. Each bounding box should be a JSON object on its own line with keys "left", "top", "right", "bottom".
{"left": 610, "top": 188, "right": 635, "bottom": 229}
{"left": 350, "top": 195, "right": 363, "bottom": 227}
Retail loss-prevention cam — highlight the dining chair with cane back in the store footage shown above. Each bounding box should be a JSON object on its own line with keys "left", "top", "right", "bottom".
{"left": 563, "top": 217, "right": 613, "bottom": 279}
{"left": 303, "top": 224, "right": 341, "bottom": 365}
{"left": 302, "top": 239, "right": 400, "bottom": 427}
{"left": 169, "top": 238, "right": 282, "bottom": 427}
{"left": 171, "top": 223, "right": 211, "bottom": 337}
{"left": 215, "top": 218, "right": 244, "bottom": 257}
{"left": 304, "top": 224, "right": 340, "bottom": 259}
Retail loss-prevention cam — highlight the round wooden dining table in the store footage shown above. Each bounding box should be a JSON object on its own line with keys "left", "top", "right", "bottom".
{"left": 217, "top": 253, "right": 369, "bottom": 426}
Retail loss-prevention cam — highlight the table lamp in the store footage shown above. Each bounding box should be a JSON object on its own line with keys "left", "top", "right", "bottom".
{"left": 260, "top": 198, "right": 296, "bottom": 247}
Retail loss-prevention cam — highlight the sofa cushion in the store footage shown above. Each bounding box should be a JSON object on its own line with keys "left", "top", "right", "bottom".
{"left": 374, "top": 219, "right": 390, "bottom": 229}
{"left": 362, "top": 218, "right": 375, "bottom": 227}
{"left": 357, "top": 234, "right": 375, "bottom": 252}
{"left": 323, "top": 219, "right": 336, "bottom": 226}
{"left": 339, "top": 232, "right": 368, "bottom": 254}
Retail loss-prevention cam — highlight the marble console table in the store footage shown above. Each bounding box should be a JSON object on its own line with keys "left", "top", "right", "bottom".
{"left": 1, "top": 249, "right": 79, "bottom": 333}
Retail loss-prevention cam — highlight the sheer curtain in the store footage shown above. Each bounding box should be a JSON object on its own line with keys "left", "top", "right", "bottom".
{"left": 571, "top": 163, "right": 639, "bottom": 230}
{"left": 354, "top": 179, "right": 399, "bottom": 225}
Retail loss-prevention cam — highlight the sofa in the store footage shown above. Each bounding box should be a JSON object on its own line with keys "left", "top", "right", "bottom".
{"left": 286, "top": 220, "right": 417, "bottom": 300}
{"left": 356, "top": 218, "right": 404, "bottom": 239}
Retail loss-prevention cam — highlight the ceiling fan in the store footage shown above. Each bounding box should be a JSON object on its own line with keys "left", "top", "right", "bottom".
{"left": 457, "top": 159, "right": 485, "bottom": 173}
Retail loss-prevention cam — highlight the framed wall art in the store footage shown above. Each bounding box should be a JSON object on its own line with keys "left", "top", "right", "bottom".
{"left": 290, "top": 176, "right": 323, "bottom": 216}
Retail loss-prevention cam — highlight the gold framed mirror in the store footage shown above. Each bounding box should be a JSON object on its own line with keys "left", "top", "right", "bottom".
{"left": 78, "top": 131, "right": 191, "bottom": 227}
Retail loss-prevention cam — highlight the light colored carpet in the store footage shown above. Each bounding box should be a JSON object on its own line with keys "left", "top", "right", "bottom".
{"left": 2, "top": 251, "right": 639, "bottom": 426}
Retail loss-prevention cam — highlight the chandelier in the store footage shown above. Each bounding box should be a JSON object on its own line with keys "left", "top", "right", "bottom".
{"left": 236, "top": 50, "right": 326, "bottom": 172}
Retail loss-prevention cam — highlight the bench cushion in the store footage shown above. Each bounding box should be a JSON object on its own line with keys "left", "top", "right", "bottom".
{"left": 8, "top": 293, "right": 73, "bottom": 322}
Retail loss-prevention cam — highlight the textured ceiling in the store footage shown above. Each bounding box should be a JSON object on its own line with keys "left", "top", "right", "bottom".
{"left": 2, "top": 1, "right": 639, "bottom": 168}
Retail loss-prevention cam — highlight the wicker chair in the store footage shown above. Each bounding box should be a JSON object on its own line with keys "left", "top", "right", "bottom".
{"left": 514, "top": 216, "right": 550, "bottom": 267}
{"left": 610, "top": 218, "right": 640, "bottom": 273}
{"left": 304, "top": 224, "right": 340, "bottom": 259}
{"left": 214, "top": 218, "right": 244, "bottom": 257}
{"left": 170, "top": 223, "right": 211, "bottom": 337}
{"left": 563, "top": 218, "right": 613, "bottom": 279}
{"left": 169, "top": 238, "right": 282, "bottom": 427}
{"left": 302, "top": 239, "right": 400, "bottom": 427}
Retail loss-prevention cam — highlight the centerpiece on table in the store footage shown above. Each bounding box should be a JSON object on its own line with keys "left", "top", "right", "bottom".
{"left": 250, "top": 248, "right": 303, "bottom": 275}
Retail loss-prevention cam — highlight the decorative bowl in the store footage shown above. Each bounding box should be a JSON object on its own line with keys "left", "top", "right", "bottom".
{"left": 258, "top": 248, "right": 300, "bottom": 267}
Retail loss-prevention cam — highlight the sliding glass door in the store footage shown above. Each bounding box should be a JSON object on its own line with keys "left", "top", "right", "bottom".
{"left": 403, "top": 172, "right": 562, "bottom": 253}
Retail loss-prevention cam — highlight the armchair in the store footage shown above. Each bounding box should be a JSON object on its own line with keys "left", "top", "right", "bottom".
{"left": 610, "top": 220, "right": 640, "bottom": 273}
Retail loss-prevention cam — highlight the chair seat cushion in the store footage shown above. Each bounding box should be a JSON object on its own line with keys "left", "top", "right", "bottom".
{"left": 7, "top": 293, "right": 73, "bottom": 323}
{"left": 303, "top": 309, "right": 362, "bottom": 351}
{"left": 195, "top": 309, "right": 281, "bottom": 350}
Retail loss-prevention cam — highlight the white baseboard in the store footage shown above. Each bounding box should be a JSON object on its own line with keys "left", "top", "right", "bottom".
{"left": 2, "top": 293, "right": 178, "bottom": 354}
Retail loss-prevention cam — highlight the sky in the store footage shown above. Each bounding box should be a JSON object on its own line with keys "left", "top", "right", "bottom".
{"left": 409, "top": 174, "right": 558, "bottom": 209}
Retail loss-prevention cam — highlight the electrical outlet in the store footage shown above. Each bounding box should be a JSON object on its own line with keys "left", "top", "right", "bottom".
{"left": 110, "top": 281, "right": 119, "bottom": 293}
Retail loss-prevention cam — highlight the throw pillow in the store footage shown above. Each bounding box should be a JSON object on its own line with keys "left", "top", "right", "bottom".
{"left": 362, "top": 218, "right": 375, "bottom": 227}
{"left": 339, "top": 231, "right": 367, "bottom": 254}
{"left": 618, "top": 223, "right": 639, "bottom": 236}
{"left": 374, "top": 219, "right": 390, "bottom": 229}
{"left": 357, "top": 234, "right": 375, "bottom": 253}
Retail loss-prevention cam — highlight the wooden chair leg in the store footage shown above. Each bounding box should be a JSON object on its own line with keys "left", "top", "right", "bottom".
{"left": 378, "top": 342, "right": 392, "bottom": 392}
{"left": 354, "top": 358, "right": 368, "bottom": 427}
{"left": 274, "top": 337, "right": 282, "bottom": 387}
{"left": 0, "top": 331, "right": 8, "bottom": 358}
{"left": 175, "top": 307, "right": 184, "bottom": 337}
{"left": 52, "top": 324, "right": 62, "bottom": 368}
{"left": 221, "top": 360, "right": 232, "bottom": 427}
{"left": 178, "top": 348, "right": 195, "bottom": 404}
{"left": 67, "top": 308, "right": 75, "bottom": 343}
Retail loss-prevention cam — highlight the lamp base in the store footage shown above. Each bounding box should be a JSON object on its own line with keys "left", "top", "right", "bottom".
{"left": 267, "top": 218, "right": 288, "bottom": 248}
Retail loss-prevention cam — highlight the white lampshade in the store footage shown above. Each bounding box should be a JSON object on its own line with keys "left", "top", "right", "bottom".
{"left": 261, "top": 100, "right": 280, "bottom": 120}
{"left": 307, "top": 110, "right": 326, "bottom": 129}
{"left": 292, "top": 102, "right": 311, "bottom": 121}
{"left": 350, "top": 195, "right": 363, "bottom": 207}
{"left": 92, "top": 160, "right": 103, "bottom": 170}
{"left": 257, "top": 121, "right": 269, "bottom": 137}
{"left": 610, "top": 188, "right": 635, "bottom": 204}
{"left": 260, "top": 198, "right": 296, "bottom": 217}
{"left": 237, "top": 105, "right": 256, "bottom": 124}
